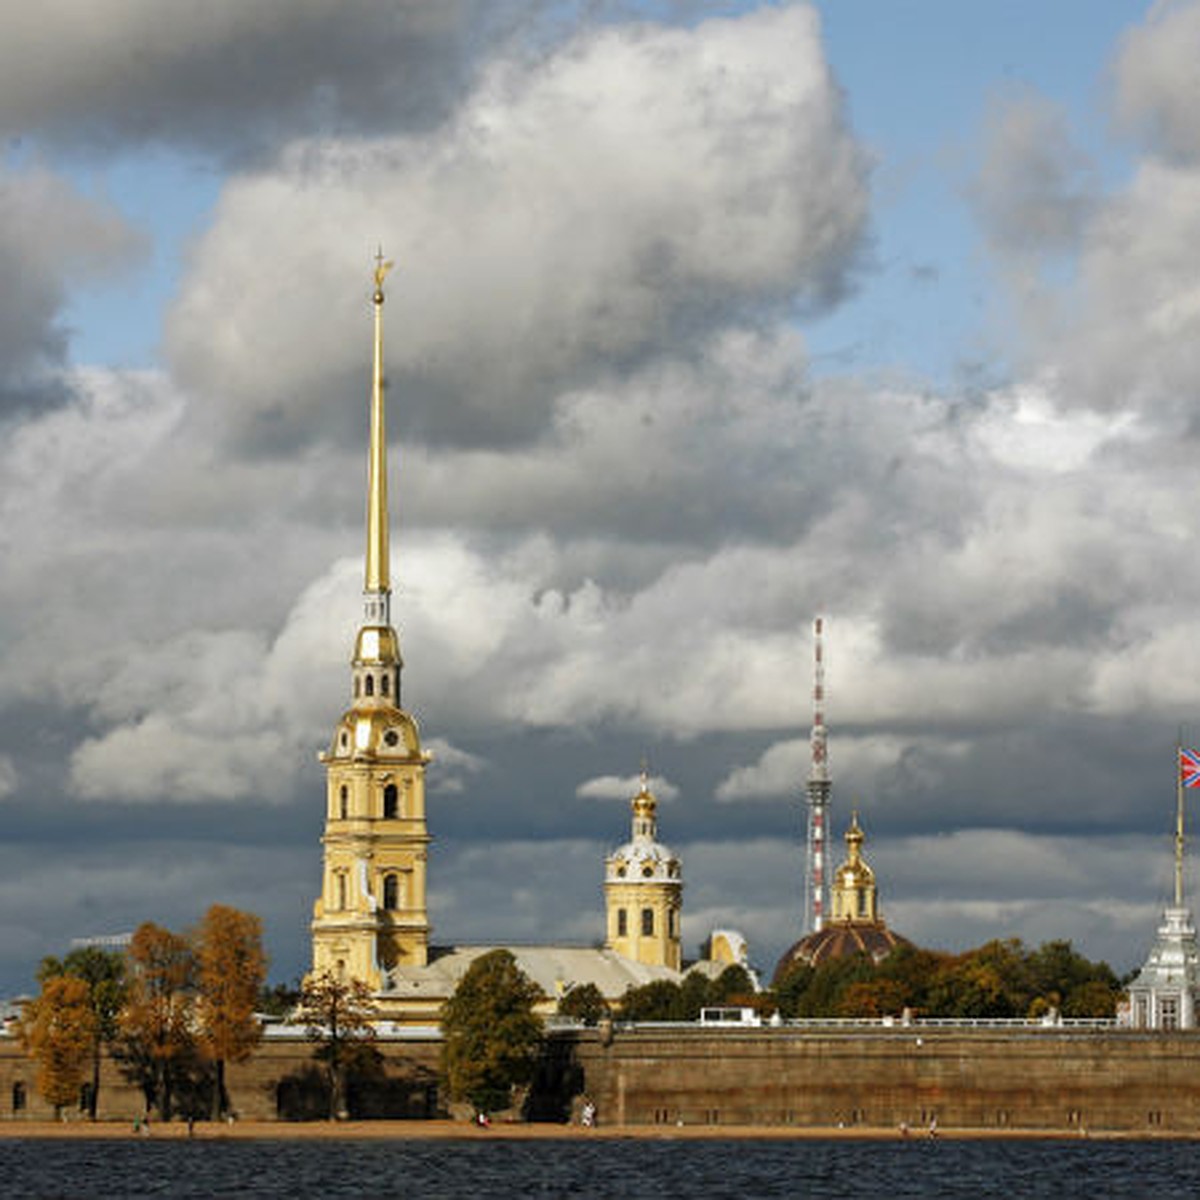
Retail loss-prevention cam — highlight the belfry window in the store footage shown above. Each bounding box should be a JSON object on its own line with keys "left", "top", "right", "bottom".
{"left": 12, "top": 1081, "right": 25, "bottom": 1113}
{"left": 354, "top": 678, "right": 360, "bottom": 699}
{"left": 858, "top": 891, "right": 868, "bottom": 918}
{"left": 383, "top": 873, "right": 399, "bottom": 909}
{"left": 617, "top": 909, "right": 627, "bottom": 937}
{"left": 336, "top": 874, "right": 347, "bottom": 911}
{"left": 383, "top": 784, "right": 399, "bottom": 819}
{"left": 339, "top": 785, "right": 348, "bottom": 820}
{"left": 365, "top": 675, "right": 374, "bottom": 697}
{"left": 641, "top": 908, "right": 654, "bottom": 937}
{"left": 381, "top": 674, "right": 390, "bottom": 696}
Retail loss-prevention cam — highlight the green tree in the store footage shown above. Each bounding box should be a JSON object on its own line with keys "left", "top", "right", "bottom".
{"left": 838, "top": 977, "right": 908, "bottom": 1018}
{"left": 295, "top": 970, "right": 377, "bottom": 1120}
{"left": 557, "top": 982, "right": 609, "bottom": 1025}
{"left": 38, "top": 947, "right": 127, "bottom": 1120}
{"left": 19, "top": 975, "right": 98, "bottom": 1118}
{"left": 1062, "top": 978, "right": 1119, "bottom": 1018}
{"left": 118, "top": 922, "right": 196, "bottom": 1120}
{"left": 772, "top": 962, "right": 815, "bottom": 1018}
{"left": 195, "top": 904, "right": 267, "bottom": 1120}
{"left": 618, "top": 979, "right": 684, "bottom": 1021}
{"left": 258, "top": 979, "right": 302, "bottom": 1018}
{"left": 441, "top": 950, "right": 543, "bottom": 1117}
{"left": 707, "top": 965, "right": 756, "bottom": 1006}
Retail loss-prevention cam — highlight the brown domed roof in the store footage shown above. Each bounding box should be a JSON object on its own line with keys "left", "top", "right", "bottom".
{"left": 772, "top": 921, "right": 912, "bottom": 985}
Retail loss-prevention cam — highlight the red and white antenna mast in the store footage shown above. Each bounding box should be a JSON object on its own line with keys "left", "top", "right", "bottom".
{"left": 804, "top": 616, "right": 832, "bottom": 933}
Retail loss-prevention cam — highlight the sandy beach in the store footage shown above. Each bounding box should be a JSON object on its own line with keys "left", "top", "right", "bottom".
{"left": 0, "top": 1119, "right": 1191, "bottom": 1142}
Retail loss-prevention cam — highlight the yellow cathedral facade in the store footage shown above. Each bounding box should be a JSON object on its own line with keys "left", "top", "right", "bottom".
{"left": 310, "top": 258, "right": 744, "bottom": 1022}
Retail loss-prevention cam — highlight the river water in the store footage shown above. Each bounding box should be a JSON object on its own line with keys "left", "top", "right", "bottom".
{"left": 2, "top": 1136, "right": 1198, "bottom": 1198}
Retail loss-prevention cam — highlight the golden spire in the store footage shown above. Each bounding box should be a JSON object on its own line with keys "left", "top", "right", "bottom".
{"left": 365, "top": 248, "right": 394, "bottom": 599}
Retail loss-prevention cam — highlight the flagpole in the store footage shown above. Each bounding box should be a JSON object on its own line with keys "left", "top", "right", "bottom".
{"left": 1176, "top": 737, "right": 1186, "bottom": 908}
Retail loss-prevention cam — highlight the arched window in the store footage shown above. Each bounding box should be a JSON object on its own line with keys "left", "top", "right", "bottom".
{"left": 339, "top": 785, "right": 348, "bottom": 820}
{"left": 365, "top": 675, "right": 374, "bottom": 696}
{"left": 383, "top": 783, "right": 399, "bottom": 819}
{"left": 336, "top": 874, "right": 347, "bottom": 911}
{"left": 668, "top": 909, "right": 677, "bottom": 937}
{"left": 12, "top": 1081, "right": 25, "bottom": 1113}
{"left": 641, "top": 908, "right": 654, "bottom": 936}
{"left": 354, "top": 678, "right": 360, "bottom": 698}
{"left": 383, "top": 873, "right": 399, "bottom": 909}
{"left": 617, "top": 909, "right": 627, "bottom": 937}
{"left": 381, "top": 674, "right": 390, "bottom": 696}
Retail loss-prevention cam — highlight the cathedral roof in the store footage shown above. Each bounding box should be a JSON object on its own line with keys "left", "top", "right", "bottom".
{"left": 326, "top": 705, "right": 423, "bottom": 760}
{"left": 772, "top": 922, "right": 912, "bottom": 983}
{"left": 385, "top": 944, "right": 685, "bottom": 1003}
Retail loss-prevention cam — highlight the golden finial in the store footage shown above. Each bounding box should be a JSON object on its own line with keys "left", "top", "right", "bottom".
{"left": 373, "top": 246, "right": 394, "bottom": 304}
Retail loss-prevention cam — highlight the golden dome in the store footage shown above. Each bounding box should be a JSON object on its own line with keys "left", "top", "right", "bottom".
{"left": 327, "top": 705, "right": 422, "bottom": 760}
{"left": 632, "top": 783, "right": 657, "bottom": 821}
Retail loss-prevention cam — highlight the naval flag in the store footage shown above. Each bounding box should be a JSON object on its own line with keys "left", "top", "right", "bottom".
{"left": 1180, "top": 748, "right": 1200, "bottom": 790}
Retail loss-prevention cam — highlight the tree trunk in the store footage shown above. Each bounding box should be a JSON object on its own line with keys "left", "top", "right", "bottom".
{"left": 211, "top": 1059, "right": 225, "bottom": 1121}
{"left": 89, "top": 1038, "right": 101, "bottom": 1121}
{"left": 160, "top": 1061, "right": 173, "bottom": 1122}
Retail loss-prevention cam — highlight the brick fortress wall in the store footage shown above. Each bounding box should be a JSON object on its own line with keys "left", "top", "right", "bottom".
{"left": 3, "top": 1026, "right": 1200, "bottom": 1130}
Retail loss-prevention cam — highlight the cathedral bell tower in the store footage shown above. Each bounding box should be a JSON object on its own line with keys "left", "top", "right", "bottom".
{"left": 604, "top": 771, "right": 683, "bottom": 971}
{"left": 311, "top": 254, "right": 431, "bottom": 988}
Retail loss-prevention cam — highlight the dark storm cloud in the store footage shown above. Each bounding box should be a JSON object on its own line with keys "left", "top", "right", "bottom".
{"left": 0, "top": 169, "right": 146, "bottom": 412}
{"left": 0, "top": 1, "right": 515, "bottom": 160}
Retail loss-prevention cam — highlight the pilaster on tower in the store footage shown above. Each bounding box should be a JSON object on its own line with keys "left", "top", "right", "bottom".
{"left": 804, "top": 616, "right": 832, "bottom": 934}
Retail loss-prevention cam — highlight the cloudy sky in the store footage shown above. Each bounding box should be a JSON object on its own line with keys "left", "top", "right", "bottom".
{"left": 2, "top": 0, "right": 1198, "bottom": 993}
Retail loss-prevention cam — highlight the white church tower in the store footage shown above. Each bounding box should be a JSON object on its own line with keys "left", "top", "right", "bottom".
{"left": 1124, "top": 749, "right": 1200, "bottom": 1029}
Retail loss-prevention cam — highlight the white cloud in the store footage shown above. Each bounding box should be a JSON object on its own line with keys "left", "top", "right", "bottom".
{"left": 166, "top": 5, "right": 868, "bottom": 450}
{"left": 1115, "top": 0, "right": 1200, "bottom": 164}
{"left": 577, "top": 774, "right": 679, "bottom": 803}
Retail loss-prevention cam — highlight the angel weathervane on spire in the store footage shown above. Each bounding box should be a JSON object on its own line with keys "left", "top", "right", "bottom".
{"left": 373, "top": 246, "right": 395, "bottom": 302}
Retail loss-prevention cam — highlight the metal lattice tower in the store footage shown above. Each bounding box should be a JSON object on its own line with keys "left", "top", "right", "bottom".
{"left": 803, "top": 616, "right": 832, "bottom": 934}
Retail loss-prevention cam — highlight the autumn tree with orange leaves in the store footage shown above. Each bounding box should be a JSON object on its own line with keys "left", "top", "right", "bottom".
{"left": 296, "top": 970, "right": 377, "bottom": 1120}
{"left": 118, "top": 922, "right": 196, "bottom": 1120}
{"left": 195, "top": 904, "right": 267, "bottom": 1120}
{"left": 19, "top": 975, "right": 98, "bottom": 1118}
{"left": 36, "top": 947, "right": 126, "bottom": 1120}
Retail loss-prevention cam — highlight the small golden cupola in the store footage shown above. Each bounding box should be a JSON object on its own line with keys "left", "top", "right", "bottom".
{"left": 604, "top": 769, "right": 683, "bottom": 971}
{"left": 771, "top": 809, "right": 911, "bottom": 981}
{"left": 830, "top": 811, "right": 877, "bottom": 924}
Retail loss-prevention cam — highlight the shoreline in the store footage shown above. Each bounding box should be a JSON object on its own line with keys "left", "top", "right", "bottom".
{"left": 0, "top": 1119, "right": 1196, "bottom": 1142}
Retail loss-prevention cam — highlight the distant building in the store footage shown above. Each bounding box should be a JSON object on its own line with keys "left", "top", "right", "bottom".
{"left": 605, "top": 772, "right": 683, "bottom": 971}
{"left": 772, "top": 812, "right": 910, "bottom": 983}
{"left": 1123, "top": 768, "right": 1200, "bottom": 1030}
